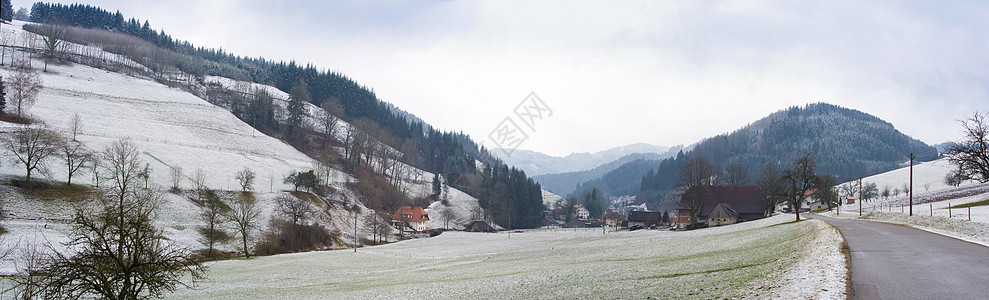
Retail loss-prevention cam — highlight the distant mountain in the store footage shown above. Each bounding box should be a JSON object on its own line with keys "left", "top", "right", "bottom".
{"left": 534, "top": 146, "right": 684, "bottom": 196}
{"left": 494, "top": 143, "right": 670, "bottom": 176}
{"left": 634, "top": 103, "right": 938, "bottom": 211}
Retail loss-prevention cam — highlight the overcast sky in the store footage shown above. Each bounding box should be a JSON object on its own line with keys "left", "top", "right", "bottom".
{"left": 14, "top": 0, "right": 989, "bottom": 157}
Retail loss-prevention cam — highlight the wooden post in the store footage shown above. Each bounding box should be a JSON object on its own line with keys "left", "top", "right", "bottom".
{"left": 930, "top": 204, "right": 933, "bottom": 217}
{"left": 949, "top": 203, "right": 952, "bottom": 218}
{"left": 969, "top": 207, "right": 971, "bottom": 221}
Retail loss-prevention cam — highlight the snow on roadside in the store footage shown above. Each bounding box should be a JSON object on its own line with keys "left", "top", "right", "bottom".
{"left": 822, "top": 209, "right": 989, "bottom": 247}
{"left": 736, "top": 219, "right": 848, "bottom": 299}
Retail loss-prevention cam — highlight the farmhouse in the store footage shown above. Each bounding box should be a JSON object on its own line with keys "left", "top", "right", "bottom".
{"left": 603, "top": 211, "right": 623, "bottom": 227}
{"left": 677, "top": 185, "right": 768, "bottom": 229}
{"left": 392, "top": 206, "right": 429, "bottom": 232}
{"left": 465, "top": 220, "right": 495, "bottom": 232}
{"left": 801, "top": 192, "right": 828, "bottom": 211}
{"left": 627, "top": 211, "right": 663, "bottom": 228}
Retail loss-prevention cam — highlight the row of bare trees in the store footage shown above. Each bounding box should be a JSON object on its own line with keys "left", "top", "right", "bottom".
{"left": 1, "top": 117, "right": 93, "bottom": 184}
{"left": 9, "top": 139, "right": 205, "bottom": 299}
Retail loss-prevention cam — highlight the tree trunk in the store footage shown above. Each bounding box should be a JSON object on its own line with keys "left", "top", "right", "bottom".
{"left": 242, "top": 232, "right": 250, "bottom": 258}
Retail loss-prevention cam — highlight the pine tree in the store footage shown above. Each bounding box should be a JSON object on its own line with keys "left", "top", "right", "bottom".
{"left": 432, "top": 173, "right": 441, "bottom": 198}
{"left": 287, "top": 79, "right": 310, "bottom": 135}
{"left": 1, "top": 0, "right": 13, "bottom": 22}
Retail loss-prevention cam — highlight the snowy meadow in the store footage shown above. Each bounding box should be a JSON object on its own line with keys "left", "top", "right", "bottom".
{"left": 166, "top": 215, "right": 844, "bottom": 299}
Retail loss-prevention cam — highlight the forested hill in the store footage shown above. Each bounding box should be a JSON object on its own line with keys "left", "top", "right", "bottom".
{"left": 635, "top": 103, "right": 937, "bottom": 209}
{"left": 27, "top": 2, "right": 545, "bottom": 228}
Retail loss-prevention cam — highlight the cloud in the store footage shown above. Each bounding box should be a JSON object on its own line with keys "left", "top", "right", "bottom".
{"left": 21, "top": 0, "right": 989, "bottom": 156}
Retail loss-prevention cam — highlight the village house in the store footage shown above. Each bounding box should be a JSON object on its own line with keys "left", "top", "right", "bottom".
{"left": 627, "top": 211, "right": 663, "bottom": 228}
{"left": 777, "top": 189, "right": 830, "bottom": 212}
{"left": 392, "top": 206, "right": 429, "bottom": 232}
{"left": 796, "top": 189, "right": 828, "bottom": 211}
{"left": 465, "top": 220, "right": 495, "bottom": 232}
{"left": 677, "top": 185, "right": 768, "bottom": 229}
{"left": 575, "top": 204, "right": 590, "bottom": 220}
{"left": 603, "top": 211, "right": 623, "bottom": 227}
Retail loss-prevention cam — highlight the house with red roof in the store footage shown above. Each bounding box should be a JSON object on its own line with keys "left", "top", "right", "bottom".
{"left": 392, "top": 206, "right": 429, "bottom": 232}
{"left": 677, "top": 185, "right": 769, "bottom": 229}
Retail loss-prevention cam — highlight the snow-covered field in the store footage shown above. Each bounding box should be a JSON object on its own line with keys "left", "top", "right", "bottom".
{"left": 836, "top": 159, "right": 989, "bottom": 217}
{"left": 165, "top": 214, "right": 845, "bottom": 299}
{"left": 0, "top": 23, "right": 404, "bottom": 275}
{"left": 0, "top": 22, "right": 853, "bottom": 298}
{"left": 824, "top": 158, "right": 989, "bottom": 245}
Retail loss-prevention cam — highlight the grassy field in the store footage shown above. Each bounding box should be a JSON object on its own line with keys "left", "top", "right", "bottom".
{"left": 166, "top": 215, "right": 825, "bottom": 299}
{"left": 950, "top": 199, "right": 989, "bottom": 209}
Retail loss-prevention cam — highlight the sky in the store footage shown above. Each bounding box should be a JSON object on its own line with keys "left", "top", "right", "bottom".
{"left": 11, "top": 0, "right": 989, "bottom": 157}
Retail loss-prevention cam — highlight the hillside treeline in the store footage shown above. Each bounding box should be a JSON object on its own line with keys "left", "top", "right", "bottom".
{"left": 27, "top": 2, "right": 545, "bottom": 228}
{"left": 637, "top": 103, "right": 937, "bottom": 209}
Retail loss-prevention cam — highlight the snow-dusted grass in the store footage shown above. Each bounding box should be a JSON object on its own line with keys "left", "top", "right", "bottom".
{"left": 734, "top": 219, "right": 848, "bottom": 299}
{"left": 165, "top": 215, "right": 842, "bottom": 299}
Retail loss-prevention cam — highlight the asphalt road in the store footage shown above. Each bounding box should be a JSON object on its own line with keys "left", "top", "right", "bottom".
{"left": 810, "top": 215, "right": 989, "bottom": 300}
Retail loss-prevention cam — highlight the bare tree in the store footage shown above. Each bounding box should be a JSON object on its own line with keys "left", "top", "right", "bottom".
{"left": 100, "top": 139, "right": 142, "bottom": 201}
{"left": 60, "top": 140, "right": 92, "bottom": 185}
{"left": 779, "top": 154, "right": 818, "bottom": 221}
{"left": 38, "top": 22, "right": 67, "bottom": 72}
{"left": 840, "top": 181, "right": 859, "bottom": 200}
{"left": 191, "top": 168, "right": 208, "bottom": 202}
{"left": 6, "top": 59, "right": 42, "bottom": 119}
{"left": 227, "top": 193, "right": 260, "bottom": 258}
{"left": 679, "top": 156, "right": 717, "bottom": 188}
{"left": 677, "top": 156, "right": 718, "bottom": 228}
{"left": 11, "top": 236, "right": 48, "bottom": 298}
{"left": 275, "top": 194, "right": 312, "bottom": 226}
{"left": 318, "top": 106, "right": 340, "bottom": 149}
{"left": 90, "top": 159, "right": 101, "bottom": 187}
{"left": 725, "top": 163, "right": 749, "bottom": 185}
{"left": 235, "top": 167, "right": 256, "bottom": 191}
{"left": 137, "top": 163, "right": 152, "bottom": 189}
{"left": 2, "top": 126, "right": 63, "bottom": 182}
{"left": 70, "top": 112, "right": 82, "bottom": 140}
{"left": 19, "top": 31, "right": 35, "bottom": 61}
{"left": 198, "top": 195, "right": 228, "bottom": 258}
{"left": 441, "top": 205, "right": 455, "bottom": 230}
{"left": 169, "top": 166, "right": 183, "bottom": 191}
{"left": 0, "top": 29, "right": 11, "bottom": 65}
{"left": 34, "top": 139, "right": 204, "bottom": 299}
{"left": 944, "top": 168, "right": 965, "bottom": 187}
{"left": 757, "top": 162, "right": 784, "bottom": 215}
{"left": 947, "top": 111, "right": 989, "bottom": 183}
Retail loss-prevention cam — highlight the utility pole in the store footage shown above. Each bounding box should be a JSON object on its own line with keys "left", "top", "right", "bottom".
{"left": 354, "top": 211, "right": 358, "bottom": 253}
{"left": 858, "top": 178, "right": 863, "bottom": 217}
{"left": 909, "top": 153, "right": 914, "bottom": 216}
{"left": 508, "top": 205, "right": 512, "bottom": 239}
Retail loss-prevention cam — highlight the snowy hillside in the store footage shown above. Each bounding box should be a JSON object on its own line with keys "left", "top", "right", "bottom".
{"left": 835, "top": 158, "right": 989, "bottom": 223}
{"left": 0, "top": 22, "right": 489, "bottom": 274}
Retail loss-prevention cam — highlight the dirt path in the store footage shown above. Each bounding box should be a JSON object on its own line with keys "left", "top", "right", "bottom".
{"left": 810, "top": 215, "right": 989, "bottom": 299}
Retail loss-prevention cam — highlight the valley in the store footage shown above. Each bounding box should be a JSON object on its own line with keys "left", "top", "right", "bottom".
{"left": 0, "top": 2, "right": 987, "bottom": 299}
